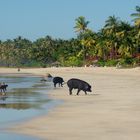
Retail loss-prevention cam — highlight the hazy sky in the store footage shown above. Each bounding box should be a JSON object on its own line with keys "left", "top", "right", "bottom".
{"left": 0, "top": 0, "right": 139, "bottom": 41}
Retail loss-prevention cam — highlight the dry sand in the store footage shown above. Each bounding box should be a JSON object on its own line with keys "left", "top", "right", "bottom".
{"left": 1, "top": 67, "right": 140, "bottom": 140}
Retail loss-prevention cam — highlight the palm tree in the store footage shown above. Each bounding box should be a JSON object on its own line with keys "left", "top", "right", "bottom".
{"left": 103, "top": 15, "right": 120, "bottom": 59}
{"left": 131, "top": 6, "right": 140, "bottom": 27}
{"left": 131, "top": 6, "right": 140, "bottom": 57}
{"left": 74, "top": 16, "right": 93, "bottom": 62}
{"left": 95, "top": 31, "right": 110, "bottom": 61}
{"left": 104, "top": 15, "right": 120, "bottom": 40}
{"left": 74, "top": 16, "right": 89, "bottom": 34}
{"left": 2, "top": 39, "right": 15, "bottom": 67}
{"left": 80, "top": 29, "right": 96, "bottom": 59}
{"left": 116, "top": 21, "right": 135, "bottom": 58}
{"left": 32, "top": 36, "right": 56, "bottom": 67}
{"left": 13, "top": 36, "right": 32, "bottom": 66}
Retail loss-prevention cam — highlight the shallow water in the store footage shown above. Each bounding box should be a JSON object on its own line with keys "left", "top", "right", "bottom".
{"left": 0, "top": 133, "right": 39, "bottom": 140}
{"left": 0, "top": 76, "right": 55, "bottom": 140}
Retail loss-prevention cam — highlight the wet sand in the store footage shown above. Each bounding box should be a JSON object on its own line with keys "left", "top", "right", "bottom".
{"left": 1, "top": 67, "right": 140, "bottom": 140}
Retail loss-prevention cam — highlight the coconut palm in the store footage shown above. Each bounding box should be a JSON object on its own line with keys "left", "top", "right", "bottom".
{"left": 80, "top": 29, "right": 96, "bottom": 59}
{"left": 105, "top": 15, "right": 119, "bottom": 28}
{"left": 13, "top": 36, "right": 32, "bottom": 66}
{"left": 74, "top": 16, "right": 95, "bottom": 62}
{"left": 74, "top": 16, "right": 90, "bottom": 34}
{"left": 131, "top": 6, "right": 140, "bottom": 56}
{"left": 131, "top": 6, "right": 140, "bottom": 27}
{"left": 103, "top": 15, "right": 120, "bottom": 59}
{"left": 116, "top": 21, "right": 135, "bottom": 58}
{"left": 2, "top": 39, "right": 15, "bottom": 67}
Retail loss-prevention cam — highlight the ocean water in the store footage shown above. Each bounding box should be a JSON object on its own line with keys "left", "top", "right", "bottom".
{"left": 0, "top": 76, "right": 56, "bottom": 140}
{"left": 0, "top": 133, "right": 39, "bottom": 140}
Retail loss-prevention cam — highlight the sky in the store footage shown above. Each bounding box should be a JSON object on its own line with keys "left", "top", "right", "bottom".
{"left": 0, "top": 0, "right": 140, "bottom": 41}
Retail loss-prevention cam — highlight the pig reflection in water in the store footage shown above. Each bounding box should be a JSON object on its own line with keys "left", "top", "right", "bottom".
{"left": 67, "top": 78, "right": 92, "bottom": 95}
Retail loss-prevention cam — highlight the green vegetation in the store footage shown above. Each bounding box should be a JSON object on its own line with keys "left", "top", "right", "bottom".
{"left": 0, "top": 6, "right": 140, "bottom": 67}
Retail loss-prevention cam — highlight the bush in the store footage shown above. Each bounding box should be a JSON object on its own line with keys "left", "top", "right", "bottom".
{"left": 105, "top": 59, "right": 118, "bottom": 66}
{"left": 63, "top": 56, "right": 83, "bottom": 67}
{"left": 118, "top": 57, "right": 140, "bottom": 68}
{"left": 96, "top": 60, "right": 105, "bottom": 67}
{"left": 119, "top": 58, "right": 131, "bottom": 66}
{"left": 22, "top": 61, "right": 43, "bottom": 67}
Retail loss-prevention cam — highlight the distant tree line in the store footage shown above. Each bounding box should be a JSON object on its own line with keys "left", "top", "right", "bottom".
{"left": 0, "top": 6, "right": 140, "bottom": 67}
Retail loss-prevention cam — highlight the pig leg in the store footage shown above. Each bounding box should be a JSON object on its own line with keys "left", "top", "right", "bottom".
{"left": 69, "top": 88, "right": 73, "bottom": 95}
{"left": 84, "top": 91, "right": 87, "bottom": 95}
{"left": 54, "top": 83, "right": 56, "bottom": 87}
{"left": 61, "top": 82, "right": 63, "bottom": 87}
{"left": 76, "top": 89, "right": 81, "bottom": 95}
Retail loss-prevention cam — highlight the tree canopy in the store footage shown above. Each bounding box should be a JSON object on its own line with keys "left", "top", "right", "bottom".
{"left": 0, "top": 6, "right": 140, "bottom": 67}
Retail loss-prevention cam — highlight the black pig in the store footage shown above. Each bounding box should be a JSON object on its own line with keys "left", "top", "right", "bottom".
{"left": 0, "top": 85, "right": 8, "bottom": 93}
{"left": 53, "top": 77, "right": 64, "bottom": 87}
{"left": 67, "top": 78, "right": 92, "bottom": 95}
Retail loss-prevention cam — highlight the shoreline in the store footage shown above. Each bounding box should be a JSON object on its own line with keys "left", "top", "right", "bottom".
{"left": 1, "top": 67, "right": 140, "bottom": 140}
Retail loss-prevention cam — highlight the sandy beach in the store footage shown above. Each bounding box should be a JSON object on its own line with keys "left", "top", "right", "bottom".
{"left": 1, "top": 67, "right": 140, "bottom": 140}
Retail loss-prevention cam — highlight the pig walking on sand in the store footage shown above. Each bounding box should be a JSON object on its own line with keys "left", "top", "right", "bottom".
{"left": 67, "top": 78, "right": 92, "bottom": 95}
